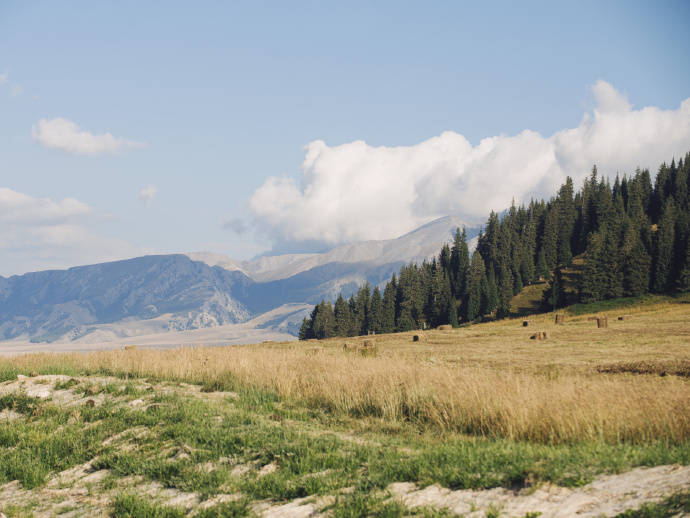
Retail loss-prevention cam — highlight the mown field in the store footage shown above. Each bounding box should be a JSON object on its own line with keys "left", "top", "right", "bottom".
{"left": 0, "top": 295, "right": 689, "bottom": 517}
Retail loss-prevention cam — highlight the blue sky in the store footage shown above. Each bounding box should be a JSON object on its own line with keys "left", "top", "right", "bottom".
{"left": 1, "top": 1, "right": 690, "bottom": 275}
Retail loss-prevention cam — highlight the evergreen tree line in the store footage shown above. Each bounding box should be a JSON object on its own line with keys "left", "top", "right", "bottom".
{"left": 300, "top": 152, "right": 690, "bottom": 340}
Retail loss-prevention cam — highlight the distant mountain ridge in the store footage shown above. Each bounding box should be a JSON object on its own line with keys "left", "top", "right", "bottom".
{"left": 0, "top": 216, "right": 480, "bottom": 344}
{"left": 189, "top": 216, "right": 478, "bottom": 282}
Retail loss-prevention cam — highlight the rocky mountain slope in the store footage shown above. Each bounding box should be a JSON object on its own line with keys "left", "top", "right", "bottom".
{"left": 0, "top": 216, "right": 479, "bottom": 344}
{"left": 0, "top": 255, "right": 253, "bottom": 343}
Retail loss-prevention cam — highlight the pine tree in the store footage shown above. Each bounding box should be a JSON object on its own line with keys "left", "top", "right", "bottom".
{"left": 381, "top": 277, "right": 397, "bottom": 333}
{"left": 333, "top": 294, "right": 351, "bottom": 337}
{"left": 579, "top": 231, "right": 605, "bottom": 303}
{"left": 347, "top": 295, "right": 358, "bottom": 336}
{"left": 535, "top": 249, "right": 550, "bottom": 280}
{"left": 465, "top": 252, "right": 486, "bottom": 322}
{"left": 556, "top": 177, "right": 576, "bottom": 266}
{"left": 623, "top": 239, "right": 651, "bottom": 296}
{"left": 677, "top": 238, "right": 690, "bottom": 292}
{"left": 298, "top": 317, "right": 312, "bottom": 340}
{"left": 542, "top": 267, "right": 567, "bottom": 310}
{"left": 368, "top": 286, "right": 383, "bottom": 334}
{"left": 354, "top": 282, "right": 371, "bottom": 335}
{"left": 541, "top": 208, "right": 559, "bottom": 269}
{"left": 450, "top": 227, "right": 471, "bottom": 299}
{"left": 448, "top": 300, "right": 459, "bottom": 328}
{"left": 485, "top": 267, "right": 498, "bottom": 314}
{"left": 311, "top": 300, "right": 335, "bottom": 339}
{"left": 496, "top": 261, "right": 514, "bottom": 319}
{"left": 652, "top": 201, "right": 676, "bottom": 293}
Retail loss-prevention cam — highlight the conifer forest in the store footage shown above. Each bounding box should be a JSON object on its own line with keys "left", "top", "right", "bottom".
{"left": 300, "top": 152, "right": 690, "bottom": 339}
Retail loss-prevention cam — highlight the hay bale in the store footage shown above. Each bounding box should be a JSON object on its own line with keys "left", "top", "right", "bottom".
{"left": 437, "top": 324, "right": 453, "bottom": 331}
{"left": 522, "top": 320, "right": 529, "bottom": 327}
{"left": 618, "top": 315, "right": 631, "bottom": 321}
{"left": 29, "top": 371, "right": 39, "bottom": 377}
{"left": 85, "top": 399, "right": 95, "bottom": 408}
{"left": 124, "top": 345, "right": 137, "bottom": 351}
{"left": 555, "top": 314, "right": 565, "bottom": 325}
{"left": 362, "top": 339, "right": 374, "bottom": 348}
{"left": 530, "top": 331, "right": 547, "bottom": 340}
{"left": 412, "top": 334, "right": 424, "bottom": 342}
{"left": 597, "top": 316, "right": 608, "bottom": 329}
{"left": 587, "top": 316, "right": 599, "bottom": 321}
{"left": 343, "top": 342, "right": 351, "bottom": 350}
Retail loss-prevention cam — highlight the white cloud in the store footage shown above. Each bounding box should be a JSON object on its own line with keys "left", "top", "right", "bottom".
{"left": 0, "top": 73, "right": 8, "bottom": 85}
{"left": 31, "top": 118, "right": 145, "bottom": 155}
{"left": 0, "top": 188, "right": 92, "bottom": 224}
{"left": 250, "top": 81, "right": 690, "bottom": 246}
{"left": 10, "top": 84, "right": 23, "bottom": 96}
{"left": 0, "top": 188, "right": 141, "bottom": 276}
{"left": 138, "top": 185, "right": 157, "bottom": 205}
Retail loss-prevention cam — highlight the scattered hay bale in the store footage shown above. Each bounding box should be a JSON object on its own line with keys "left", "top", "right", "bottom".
{"left": 530, "top": 331, "right": 547, "bottom": 340}
{"left": 343, "top": 342, "right": 351, "bottom": 350}
{"left": 522, "top": 320, "right": 529, "bottom": 327}
{"left": 437, "top": 324, "right": 453, "bottom": 331}
{"left": 555, "top": 314, "right": 565, "bottom": 325}
{"left": 29, "top": 371, "right": 39, "bottom": 377}
{"left": 597, "top": 316, "right": 608, "bottom": 329}
{"left": 412, "top": 334, "right": 424, "bottom": 342}
{"left": 618, "top": 315, "right": 631, "bottom": 321}
{"left": 362, "top": 339, "right": 374, "bottom": 348}
{"left": 586, "top": 316, "right": 599, "bottom": 321}
{"left": 124, "top": 345, "right": 137, "bottom": 351}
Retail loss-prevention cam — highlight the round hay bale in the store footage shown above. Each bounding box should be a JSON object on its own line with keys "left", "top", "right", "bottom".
{"left": 597, "top": 316, "right": 608, "bottom": 329}
{"left": 522, "top": 320, "right": 529, "bottom": 327}
{"left": 555, "top": 314, "right": 565, "bottom": 325}
{"left": 124, "top": 345, "right": 137, "bottom": 351}
{"left": 412, "top": 334, "right": 424, "bottom": 342}
{"left": 362, "top": 339, "right": 374, "bottom": 348}
{"left": 437, "top": 324, "right": 453, "bottom": 331}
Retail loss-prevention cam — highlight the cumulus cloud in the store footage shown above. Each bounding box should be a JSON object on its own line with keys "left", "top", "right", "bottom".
{"left": 0, "top": 188, "right": 92, "bottom": 224}
{"left": 138, "top": 185, "right": 157, "bottom": 205}
{"left": 0, "top": 188, "right": 141, "bottom": 276}
{"left": 250, "top": 81, "right": 690, "bottom": 246}
{"left": 31, "top": 118, "right": 145, "bottom": 155}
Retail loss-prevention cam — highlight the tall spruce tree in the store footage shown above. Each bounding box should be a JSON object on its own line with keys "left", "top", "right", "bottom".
{"left": 653, "top": 201, "right": 676, "bottom": 293}
{"left": 381, "top": 276, "right": 397, "bottom": 333}
{"left": 465, "top": 252, "right": 487, "bottom": 322}
{"left": 368, "top": 286, "right": 383, "bottom": 334}
{"left": 333, "top": 294, "right": 351, "bottom": 337}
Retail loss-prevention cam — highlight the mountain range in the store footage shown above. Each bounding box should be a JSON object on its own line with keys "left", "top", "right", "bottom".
{"left": 0, "top": 216, "right": 478, "bottom": 346}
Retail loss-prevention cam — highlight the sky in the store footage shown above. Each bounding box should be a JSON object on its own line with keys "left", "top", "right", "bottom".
{"left": 1, "top": 1, "right": 690, "bottom": 276}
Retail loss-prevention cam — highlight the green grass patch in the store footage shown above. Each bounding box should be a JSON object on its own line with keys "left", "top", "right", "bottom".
{"left": 111, "top": 493, "right": 185, "bottom": 518}
{"left": 616, "top": 492, "right": 690, "bottom": 517}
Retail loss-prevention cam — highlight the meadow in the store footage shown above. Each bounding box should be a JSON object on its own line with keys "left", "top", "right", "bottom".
{"left": 0, "top": 294, "right": 689, "bottom": 516}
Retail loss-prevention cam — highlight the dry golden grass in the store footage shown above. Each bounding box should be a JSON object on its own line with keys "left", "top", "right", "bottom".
{"left": 4, "top": 299, "right": 689, "bottom": 444}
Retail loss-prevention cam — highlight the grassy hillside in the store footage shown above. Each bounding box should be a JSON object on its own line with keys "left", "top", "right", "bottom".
{"left": 0, "top": 296, "right": 689, "bottom": 516}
